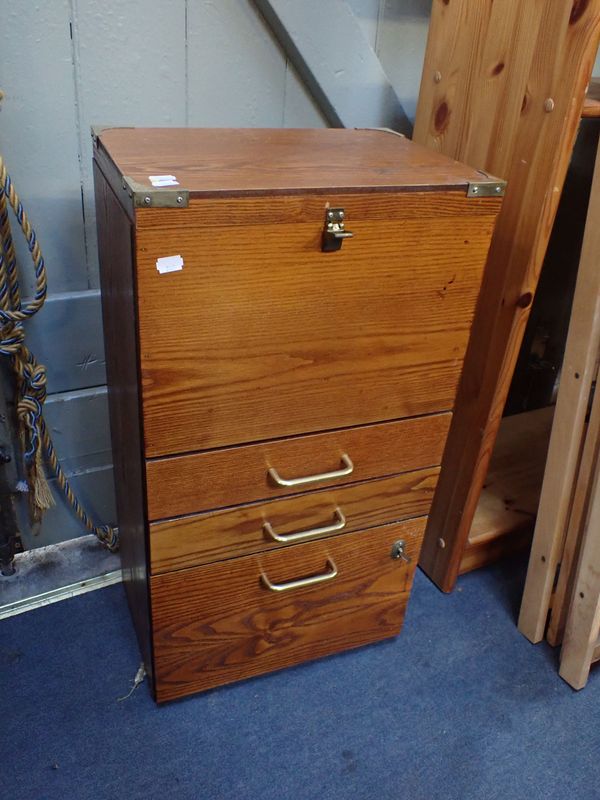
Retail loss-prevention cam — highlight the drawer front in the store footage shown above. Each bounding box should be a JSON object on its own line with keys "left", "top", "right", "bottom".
{"left": 151, "top": 518, "right": 425, "bottom": 701}
{"left": 135, "top": 193, "right": 496, "bottom": 456}
{"left": 150, "top": 467, "right": 438, "bottom": 573}
{"left": 146, "top": 413, "right": 450, "bottom": 521}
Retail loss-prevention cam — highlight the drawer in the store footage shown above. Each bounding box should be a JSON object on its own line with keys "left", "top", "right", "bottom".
{"left": 151, "top": 517, "right": 425, "bottom": 701}
{"left": 150, "top": 466, "right": 438, "bottom": 573}
{"left": 135, "top": 193, "right": 495, "bottom": 456}
{"left": 145, "top": 413, "right": 450, "bottom": 521}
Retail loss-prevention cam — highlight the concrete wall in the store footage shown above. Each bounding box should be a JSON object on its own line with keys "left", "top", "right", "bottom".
{"left": 0, "top": 0, "right": 430, "bottom": 547}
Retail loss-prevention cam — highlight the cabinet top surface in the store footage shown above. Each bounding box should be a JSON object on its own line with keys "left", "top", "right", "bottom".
{"left": 96, "top": 127, "right": 494, "bottom": 196}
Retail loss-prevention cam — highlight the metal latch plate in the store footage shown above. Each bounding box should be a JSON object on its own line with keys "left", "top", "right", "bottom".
{"left": 322, "top": 208, "right": 354, "bottom": 252}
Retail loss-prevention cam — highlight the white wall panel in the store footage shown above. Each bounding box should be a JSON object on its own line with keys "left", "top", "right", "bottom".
{"left": 283, "top": 63, "right": 327, "bottom": 128}
{"left": 187, "top": 0, "right": 287, "bottom": 126}
{"left": 0, "top": 0, "right": 87, "bottom": 294}
{"left": 378, "top": 0, "right": 430, "bottom": 123}
{"left": 71, "top": 0, "right": 187, "bottom": 287}
{"left": 346, "top": 0, "right": 383, "bottom": 49}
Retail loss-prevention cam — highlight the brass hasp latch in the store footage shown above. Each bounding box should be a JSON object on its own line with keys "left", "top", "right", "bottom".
{"left": 322, "top": 208, "right": 354, "bottom": 252}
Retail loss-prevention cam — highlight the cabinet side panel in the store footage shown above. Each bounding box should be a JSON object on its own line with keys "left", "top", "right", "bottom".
{"left": 93, "top": 161, "right": 153, "bottom": 682}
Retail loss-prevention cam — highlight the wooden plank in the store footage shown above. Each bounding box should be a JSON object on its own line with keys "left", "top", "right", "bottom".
{"left": 547, "top": 363, "right": 600, "bottom": 646}
{"left": 93, "top": 161, "right": 153, "bottom": 682}
{"left": 559, "top": 443, "right": 600, "bottom": 690}
{"left": 504, "top": 118, "right": 600, "bottom": 416}
{"left": 519, "top": 137, "right": 600, "bottom": 642}
{"left": 414, "top": 0, "right": 600, "bottom": 592}
{"left": 460, "top": 528, "right": 533, "bottom": 576}
{"left": 254, "top": 0, "right": 411, "bottom": 132}
{"left": 99, "top": 127, "right": 493, "bottom": 196}
{"left": 461, "top": 407, "right": 554, "bottom": 573}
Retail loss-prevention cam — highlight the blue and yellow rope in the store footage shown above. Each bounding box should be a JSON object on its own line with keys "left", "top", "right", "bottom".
{"left": 0, "top": 153, "right": 118, "bottom": 551}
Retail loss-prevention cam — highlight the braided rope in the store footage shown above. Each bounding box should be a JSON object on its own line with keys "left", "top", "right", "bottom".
{"left": 0, "top": 154, "right": 118, "bottom": 551}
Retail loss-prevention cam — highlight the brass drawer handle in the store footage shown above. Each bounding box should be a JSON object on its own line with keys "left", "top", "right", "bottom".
{"left": 268, "top": 454, "right": 354, "bottom": 488}
{"left": 261, "top": 558, "right": 338, "bottom": 592}
{"left": 263, "top": 508, "right": 346, "bottom": 543}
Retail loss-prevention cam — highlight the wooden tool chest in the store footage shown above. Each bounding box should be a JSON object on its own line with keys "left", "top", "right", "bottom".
{"left": 92, "top": 127, "right": 503, "bottom": 702}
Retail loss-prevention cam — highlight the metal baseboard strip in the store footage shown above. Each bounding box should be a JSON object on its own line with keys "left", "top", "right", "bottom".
{"left": 0, "top": 534, "right": 122, "bottom": 620}
{"left": 0, "top": 569, "right": 122, "bottom": 620}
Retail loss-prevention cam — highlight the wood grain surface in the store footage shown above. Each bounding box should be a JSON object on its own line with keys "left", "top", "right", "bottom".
{"left": 135, "top": 191, "right": 501, "bottom": 230}
{"left": 414, "top": 0, "right": 600, "bottom": 591}
{"left": 98, "top": 127, "right": 490, "bottom": 197}
{"left": 582, "top": 78, "right": 600, "bottom": 118}
{"left": 145, "top": 413, "right": 450, "bottom": 520}
{"left": 559, "top": 444, "right": 600, "bottom": 689}
{"left": 93, "top": 161, "right": 153, "bottom": 680}
{"left": 546, "top": 364, "right": 600, "bottom": 647}
{"left": 461, "top": 407, "right": 554, "bottom": 574}
{"left": 136, "top": 194, "right": 497, "bottom": 456}
{"left": 150, "top": 467, "right": 438, "bottom": 573}
{"left": 520, "top": 139, "right": 600, "bottom": 643}
{"left": 466, "top": 408, "right": 554, "bottom": 543}
{"left": 151, "top": 518, "right": 425, "bottom": 701}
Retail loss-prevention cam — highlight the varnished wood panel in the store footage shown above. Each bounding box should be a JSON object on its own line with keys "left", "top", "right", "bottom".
{"left": 136, "top": 197, "right": 497, "bottom": 456}
{"left": 583, "top": 78, "right": 600, "bottom": 118}
{"left": 460, "top": 527, "right": 533, "bottom": 576}
{"left": 98, "top": 127, "right": 491, "bottom": 197}
{"left": 464, "top": 407, "right": 554, "bottom": 566}
{"left": 151, "top": 518, "right": 425, "bottom": 701}
{"left": 150, "top": 467, "right": 438, "bottom": 573}
{"left": 414, "top": 0, "right": 600, "bottom": 591}
{"left": 93, "top": 161, "right": 153, "bottom": 681}
{"left": 135, "top": 191, "right": 502, "bottom": 229}
{"left": 146, "top": 413, "right": 450, "bottom": 521}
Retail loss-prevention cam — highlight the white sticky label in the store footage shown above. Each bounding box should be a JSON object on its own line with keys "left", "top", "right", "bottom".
{"left": 156, "top": 254, "right": 184, "bottom": 274}
{"left": 149, "top": 174, "right": 179, "bottom": 187}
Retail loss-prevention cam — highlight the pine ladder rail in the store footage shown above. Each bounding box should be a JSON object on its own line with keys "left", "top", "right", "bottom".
{"left": 518, "top": 129, "right": 600, "bottom": 644}
{"left": 559, "top": 417, "right": 600, "bottom": 690}
{"left": 413, "top": 0, "right": 600, "bottom": 592}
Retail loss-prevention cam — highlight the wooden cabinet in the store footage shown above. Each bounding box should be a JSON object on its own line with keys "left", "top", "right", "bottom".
{"left": 93, "top": 127, "right": 502, "bottom": 702}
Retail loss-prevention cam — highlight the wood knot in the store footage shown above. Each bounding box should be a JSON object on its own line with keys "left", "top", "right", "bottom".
{"left": 570, "top": 0, "right": 590, "bottom": 24}
{"left": 492, "top": 62, "right": 505, "bottom": 76}
{"left": 517, "top": 292, "right": 533, "bottom": 309}
{"left": 434, "top": 100, "right": 450, "bottom": 133}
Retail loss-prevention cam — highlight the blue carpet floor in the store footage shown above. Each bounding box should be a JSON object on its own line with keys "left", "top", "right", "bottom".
{"left": 1, "top": 556, "right": 599, "bottom": 800}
